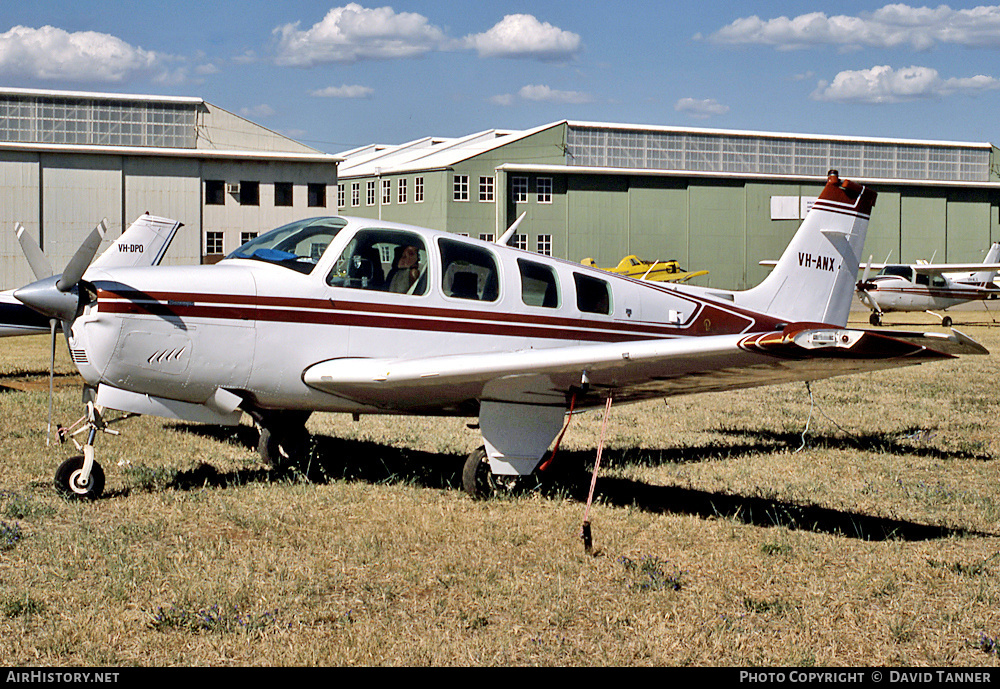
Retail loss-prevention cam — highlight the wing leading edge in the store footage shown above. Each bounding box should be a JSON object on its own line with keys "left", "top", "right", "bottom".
{"left": 302, "top": 325, "right": 986, "bottom": 413}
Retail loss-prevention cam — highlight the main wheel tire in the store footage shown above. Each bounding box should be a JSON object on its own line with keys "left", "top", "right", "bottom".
{"left": 942, "top": 316, "right": 953, "bottom": 327}
{"left": 257, "top": 424, "right": 310, "bottom": 469}
{"left": 462, "top": 446, "right": 490, "bottom": 499}
{"left": 54, "top": 456, "right": 105, "bottom": 500}
{"left": 869, "top": 312, "right": 882, "bottom": 326}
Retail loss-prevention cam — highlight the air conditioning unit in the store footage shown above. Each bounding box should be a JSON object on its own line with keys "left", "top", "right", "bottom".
{"left": 226, "top": 183, "right": 240, "bottom": 195}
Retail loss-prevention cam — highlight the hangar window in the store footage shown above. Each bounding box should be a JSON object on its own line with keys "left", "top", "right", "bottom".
{"left": 454, "top": 175, "right": 469, "bottom": 201}
{"left": 415, "top": 177, "right": 425, "bottom": 202}
{"left": 398, "top": 179, "right": 407, "bottom": 204}
{"left": 240, "top": 181, "right": 260, "bottom": 206}
{"left": 537, "top": 177, "right": 552, "bottom": 204}
{"left": 439, "top": 238, "right": 499, "bottom": 302}
{"left": 519, "top": 259, "right": 559, "bottom": 308}
{"left": 205, "top": 180, "right": 225, "bottom": 205}
{"left": 275, "top": 182, "right": 293, "bottom": 207}
{"left": 479, "top": 176, "right": 494, "bottom": 202}
{"left": 366, "top": 181, "right": 376, "bottom": 206}
{"left": 328, "top": 229, "right": 428, "bottom": 295}
{"left": 336, "top": 184, "right": 345, "bottom": 208}
{"left": 513, "top": 176, "right": 528, "bottom": 203}
{"left": 382, "top": 179, "right": 392, "bottom": 205}
{"left": 536, "top": 235, "right": 552, "bottom": 256}
{"left": 574, "top": 273, "right": 612, "bottom": 315}
{"left": 310, "top": 183, "right": 327, "bottom": 208}
{"left": 351, "top": 183, "right": 360, "bottom": 207}
{"left": 205, "top": 231, "right": 223, "bottom": 255}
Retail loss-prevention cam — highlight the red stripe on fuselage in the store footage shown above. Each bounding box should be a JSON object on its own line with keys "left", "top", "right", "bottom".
{"left": 96, "top": 288, "right": 776, "bottom": 342}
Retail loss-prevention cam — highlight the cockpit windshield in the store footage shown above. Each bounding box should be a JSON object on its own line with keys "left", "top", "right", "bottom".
{"left": 226, "top": 217, "right": 348, "bottom": 274}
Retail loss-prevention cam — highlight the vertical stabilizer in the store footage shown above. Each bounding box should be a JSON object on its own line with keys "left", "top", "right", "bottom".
{"left": 91, "top": 214, "right": 182, "bottom": 271}
{"left": 736, "top": 171, "right": 877, "bottom": 327}
{"left": 969, "top": 242, "right": 1000, "bottom": 285}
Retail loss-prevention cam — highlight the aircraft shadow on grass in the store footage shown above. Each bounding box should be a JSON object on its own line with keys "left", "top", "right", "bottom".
{"left": 139, "top": 423, "right": 997, "bottom": 543}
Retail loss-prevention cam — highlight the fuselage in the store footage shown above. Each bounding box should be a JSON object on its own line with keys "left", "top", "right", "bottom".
{"left": 860, "top": 265, "right": 1000, "bottom": 313}
{"left": 68, "top": 216, "right": 786, "bottom": 415}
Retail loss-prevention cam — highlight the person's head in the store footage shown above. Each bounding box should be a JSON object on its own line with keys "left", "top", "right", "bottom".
{"left": 397, "top": 245, "right": 419, "bottom": 268}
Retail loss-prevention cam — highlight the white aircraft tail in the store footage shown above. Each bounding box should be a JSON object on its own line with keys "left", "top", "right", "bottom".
{"left": 736, "top": 171, "right": 876, "bottom": 327}
{"left": 969, "top": 242, "right": 1000, "bottom": 285}
{"left": 90, "top": 214, "right": 182, "bottom": 271}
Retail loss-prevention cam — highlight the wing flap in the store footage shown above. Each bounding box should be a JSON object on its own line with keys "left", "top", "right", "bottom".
{"left": 302, "top": 325, "right": 985, "bottom": 412}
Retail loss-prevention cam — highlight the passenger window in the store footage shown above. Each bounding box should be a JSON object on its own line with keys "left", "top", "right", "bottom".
{"left": 327, "top": 229, "right": 427, "bottom": 295}
{"left": 439, "top": 238, "right": 500, "bottom": 302}
{"left": 518, "top": 259, "right": 559, "bottom": 308}
{"left": 574, "top": 273, "right": 612, "bottom": 315}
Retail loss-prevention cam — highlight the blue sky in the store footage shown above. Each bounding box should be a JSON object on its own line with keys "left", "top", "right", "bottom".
{"left": 3, "top": 1, "right": 1000, "bottom": 152}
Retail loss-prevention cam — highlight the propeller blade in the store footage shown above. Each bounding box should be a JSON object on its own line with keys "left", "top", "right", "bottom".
{"left": 56, "top": 220, "right": 107, "bottom": 292}
{"left": 47, "top": 319, "right": 55, "bottom": 446}
{"left": 15, "top": 223, "right": 54, "bottom": 281}
{"left": 862, "top": 255, "right": 873, "bottom": 284}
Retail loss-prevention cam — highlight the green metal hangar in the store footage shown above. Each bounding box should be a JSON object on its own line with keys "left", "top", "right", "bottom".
{"left": 0, "top": 87, "right": 340, "bottom": 291}
{"left": 335, "top": 120, "right": 1000, "bottom": 290}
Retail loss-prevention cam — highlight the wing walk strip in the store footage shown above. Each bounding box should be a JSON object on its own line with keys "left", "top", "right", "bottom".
{"left": 96, "top": 289, "right": 772, "bottom": 343}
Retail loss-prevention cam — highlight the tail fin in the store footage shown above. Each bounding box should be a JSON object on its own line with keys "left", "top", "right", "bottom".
{"left": 736, "top": 171, "right": 876, "bottom": 327}
{"left": 90, "top": 214, "right": 182, "bottom": 270}
{"left": 969, "top": 242, "right": 1000, "bottom": 285}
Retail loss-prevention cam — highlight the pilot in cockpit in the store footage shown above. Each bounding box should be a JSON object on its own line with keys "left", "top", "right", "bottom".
{"left": 387, "top": 244, "right": 421, "bottom": 293}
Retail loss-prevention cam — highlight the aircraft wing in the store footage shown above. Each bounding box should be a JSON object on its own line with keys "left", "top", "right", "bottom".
{"left": 302, "top": 325, "right": 985, "bottom": 413}
{"left": 911, "top": 262, "right": 1000, "bottom": 275}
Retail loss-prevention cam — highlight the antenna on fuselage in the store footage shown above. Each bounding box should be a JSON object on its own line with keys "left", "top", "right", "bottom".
{"left": 496, "top": 212, "right": 527, "bottom": 246}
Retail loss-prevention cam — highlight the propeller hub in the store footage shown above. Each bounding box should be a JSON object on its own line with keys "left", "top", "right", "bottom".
{"left": 14, "top": 275, "right": 81, "bottom": 323}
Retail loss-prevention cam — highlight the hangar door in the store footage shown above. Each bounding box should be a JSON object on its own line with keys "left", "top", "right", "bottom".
{"left": 688, "top": 183, "right": 746, "bottom": 290}
{"left": 900, "top": 194, "right": 945, "bottom": 263}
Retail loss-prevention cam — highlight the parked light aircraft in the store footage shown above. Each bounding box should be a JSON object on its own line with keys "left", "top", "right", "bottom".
{"left": 12, "top": 171, "right": 988, "bottom": 500}
{"left": 1, "top": 214, "right": 182, "bottom": 337}
{"left": 855, "top": 244, "right": 1000, "bottom": 326}
{"left": 581, "top": 256, "right": 709, "bottom": 283}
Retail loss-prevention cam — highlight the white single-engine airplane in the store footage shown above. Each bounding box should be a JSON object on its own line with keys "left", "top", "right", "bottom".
{"left": 12, "top": 171, "right": 988, "bottom": 500}
{"left": 856, "top": 244, "right": 1000, "bottom": 326}
{"left": 1, "top": 214, "right": 182, "bottom": 337}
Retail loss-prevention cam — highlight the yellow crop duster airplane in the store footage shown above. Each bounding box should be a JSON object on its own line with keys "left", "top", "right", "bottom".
{"left": 581, "top": 255, "right": 709, "bottom": 283}
{"left": 12, "top": 171, "right": 987, "bottom": 500}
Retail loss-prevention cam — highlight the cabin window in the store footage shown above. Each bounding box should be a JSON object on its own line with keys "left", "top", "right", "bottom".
{"left": 574, "top": 273, "right": 612, "bottom": 315}
{"left": 327, "top": 229, "right": 428, "bottom": 295}
{"left": 439, "top": 238, "right": 499, "bottom": 302}
{"left": 880, "top": 266, "right": 914, "bottom": 280}
{"left": 519, "top": 259, "right": 559, "bottom": 308}
{"left": 916, "top": 273, "right": 930, "bottom": 286}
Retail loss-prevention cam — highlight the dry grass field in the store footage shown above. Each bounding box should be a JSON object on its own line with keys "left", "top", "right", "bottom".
{"left": 2, "top": 310, "right": 1000, "bottom": 666}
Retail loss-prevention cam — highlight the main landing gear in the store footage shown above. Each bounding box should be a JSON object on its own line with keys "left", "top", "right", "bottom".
{"left": 869, "top": 311, "right": 883, "bottom": 326}
{"left": 252, "top": 410, "right": 312, "bottom": 469}
{"left": 462, "top": 446, "right": 557, "bottom": 499}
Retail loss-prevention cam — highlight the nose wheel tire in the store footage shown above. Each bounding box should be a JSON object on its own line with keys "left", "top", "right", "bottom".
{"left": 869, "top": 312, "right": 882, "bottom": 326}
{"left": 54, "top": 455, "right": 105, "bottom": 500}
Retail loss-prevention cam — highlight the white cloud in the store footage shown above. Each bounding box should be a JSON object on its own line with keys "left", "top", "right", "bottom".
{"left": 517, "top": 84, "right": 592, "bottom": 104}
{"left": 464, "top": 14, "right": 581, "bottom": 60}
{"left": 0, "top": 25, "right": 163, "bottom": 82}
{"left": 240, "top": 104, "right": 276, "bottom": 119}
{"left": 811, "top": 65, "right": 1000, "bottom": 103}
{"left": 707, "top": 4, "right": 1000, "bottom": 51}
{"left": 311, "top": 84, "right": 374, "bottom": 98}
{"left": 274, "top": 3, "right": 447, "bottom": 66}
{"left": 674, "top": 97, "right": 729, "bottom": 119}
